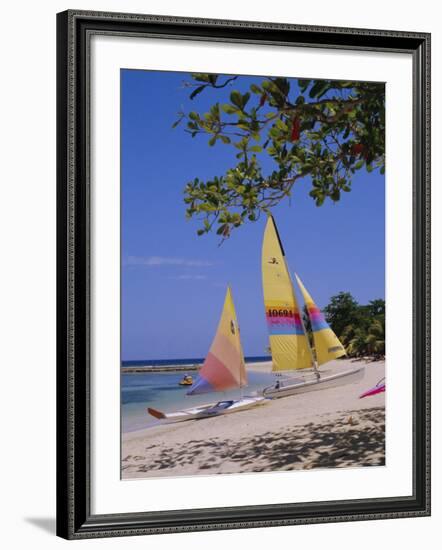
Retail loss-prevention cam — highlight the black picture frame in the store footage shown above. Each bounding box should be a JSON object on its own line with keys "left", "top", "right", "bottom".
{"left": 56, "top": 9, "right": 431, "bottom": 540}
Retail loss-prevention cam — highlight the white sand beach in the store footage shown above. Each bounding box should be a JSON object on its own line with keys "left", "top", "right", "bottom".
{"left": 122, "top": 358, "right": 385, "bottom": 479}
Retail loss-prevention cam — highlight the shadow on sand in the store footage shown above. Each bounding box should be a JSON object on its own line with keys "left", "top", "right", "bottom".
{"left": 123, "top": 407, "right": 385, "bottom": 477}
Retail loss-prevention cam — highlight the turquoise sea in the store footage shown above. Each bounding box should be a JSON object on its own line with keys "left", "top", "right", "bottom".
{"left": 121, "top": 357, "right": 275, "bottom": 433}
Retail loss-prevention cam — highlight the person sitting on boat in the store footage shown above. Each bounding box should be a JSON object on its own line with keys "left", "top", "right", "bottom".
{"left": 275, "top": 380, "right": 281, "bottom": 390}
{"left": 179, "top": 374, "right": 193, "bottom": 386}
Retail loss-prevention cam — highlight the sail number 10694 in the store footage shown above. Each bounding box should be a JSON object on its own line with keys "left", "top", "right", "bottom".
{"left": 266, "top": 308, "right": 295, "bottom": 318}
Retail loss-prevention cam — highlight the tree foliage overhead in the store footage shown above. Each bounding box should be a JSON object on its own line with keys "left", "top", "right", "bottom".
{"left": 175, "top": 73, "right": 385, "bottom": 239}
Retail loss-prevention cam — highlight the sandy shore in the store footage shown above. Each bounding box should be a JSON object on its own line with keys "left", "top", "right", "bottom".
{"left": 122, "top": 359, "right": 385, "bottom": 479}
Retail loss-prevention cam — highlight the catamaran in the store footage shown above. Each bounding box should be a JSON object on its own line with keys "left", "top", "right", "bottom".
{"left": 261, "top": 216, "right": 365, "bottom": 398}
{"left": 147, "top": 286, "right": 266, "bottom": 422}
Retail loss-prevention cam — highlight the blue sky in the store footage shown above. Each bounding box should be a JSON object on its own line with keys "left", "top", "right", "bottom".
{"left": 121, "top": 70, "right": 385, "bottom": 361}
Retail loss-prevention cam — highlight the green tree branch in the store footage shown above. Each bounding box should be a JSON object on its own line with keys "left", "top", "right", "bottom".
{"left": 175, "top": 75, "right": 385, "bottom": 238}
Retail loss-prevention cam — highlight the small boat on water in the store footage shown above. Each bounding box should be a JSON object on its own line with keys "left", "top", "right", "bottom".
{"left": 178, "top": 375, "right": 193, "bottom": 386}
{"left": 261, "top": 216, "right": 365, "bottom": 398}
{"left": 147, "top": 287, "right": 266, "bottom": 422}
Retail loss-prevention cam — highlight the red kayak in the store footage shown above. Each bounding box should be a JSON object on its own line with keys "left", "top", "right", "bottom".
{"left": 359, "top": 378, "right": 385, "bottom": 399}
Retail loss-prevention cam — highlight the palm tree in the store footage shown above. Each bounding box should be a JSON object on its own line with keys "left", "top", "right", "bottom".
{"left": 340, "top": 317, "right": 385, "bottom": 359}
{"left": 346, "top": 328, "right": 368, "bottom": 358}
{"left": 367, "top": 299, "right": 385, "bottom": 317}
{"left": 365, "top": 318, "right": 385, "bottom": 358}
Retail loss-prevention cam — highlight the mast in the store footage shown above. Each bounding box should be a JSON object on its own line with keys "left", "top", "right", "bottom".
{"left": 284, "top": 262, "right": 319, "bottom": 378}
{"left": 235, "top": 286, "right": 245, "bottom": 400}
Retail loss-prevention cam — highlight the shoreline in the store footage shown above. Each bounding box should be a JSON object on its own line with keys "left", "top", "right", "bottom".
{"left": 121, "top": 358, "right": 272, "bottom": 374}
{"left": 122, "top": 359, "right": 385, "bottom": 479}
{"left": 122, "top": 364, "right": 201, "bottom": 373}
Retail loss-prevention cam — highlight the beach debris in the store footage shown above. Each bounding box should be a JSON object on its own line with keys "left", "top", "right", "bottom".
{"left": 347, "top": 415, "right": 359, "bottom": 426}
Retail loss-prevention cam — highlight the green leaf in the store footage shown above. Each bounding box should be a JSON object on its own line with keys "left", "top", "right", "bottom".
{"left": 275, "top": 118, "right": 288, "bottom": 132}
{"left": 331, "top": 189, "right": 341, "bottom": 201}
{"left": 309, "top": 81, "right": 330, "bottom": 99}
{"left": 222, "top": 104, "right": 239, "bottom": 115}
{"left": 273, "top": 78, "right": 290, "bottom": 96}
{"left": 208, "top": 136, "right": 217, "bottom": 146}
{"left": 298, "top": 79, "right": 311, "bottom": 92}
{"left": 250, "top": 84, "right": 262, "bottom": 94}
{"left": 190, "top": 85, "right": 205, "bottom": 100}
{"left": 261, "top": 80, "right": 272, "bottom": 91}
{"left": 210, "top": 103, "right": 220, "bottom": 118}
{"left": 241, "top": 92, "right": 251, "bottom": 109}
{"left": 192, "top": 73, "right": 211, "bottom": 83}
{"left": 230, "top": 90, "right": 243, "bottom": 108}
{"left": 249, "top": 145, "right": 262, "bottom": 152}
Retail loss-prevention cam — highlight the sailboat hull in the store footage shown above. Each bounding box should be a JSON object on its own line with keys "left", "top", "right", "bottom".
{"left": 147, "top": 396, "right": 267, "bottom": 424}
{"left": 262, "top": 365, "right": 365, "bottom": 398}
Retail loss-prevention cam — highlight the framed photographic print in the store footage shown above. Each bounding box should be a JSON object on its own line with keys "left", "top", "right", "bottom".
{"left": 56, "top": 10, "right": 431, "bottom": 539}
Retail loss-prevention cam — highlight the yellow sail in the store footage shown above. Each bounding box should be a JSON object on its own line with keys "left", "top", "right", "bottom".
{"left": 188, "top": 287, "right": 247, "bottom": 394}
{"left": 295, "top": 274, "right": 346, "bottom": 366}
{"left": 262, "top": 217, "right": 312, "bottom": 371}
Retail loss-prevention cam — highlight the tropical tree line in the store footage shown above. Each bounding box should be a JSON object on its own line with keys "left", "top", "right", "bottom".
{"left": 304, "top": 292, "right": 385, "bottom": 360}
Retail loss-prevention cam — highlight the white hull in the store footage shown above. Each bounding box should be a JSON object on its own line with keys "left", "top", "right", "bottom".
{"left": 147, "top": 396, "right": 267, "bottom": 423}
{"left": 262, "top": 365, "right": 365, "bottom": 398}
